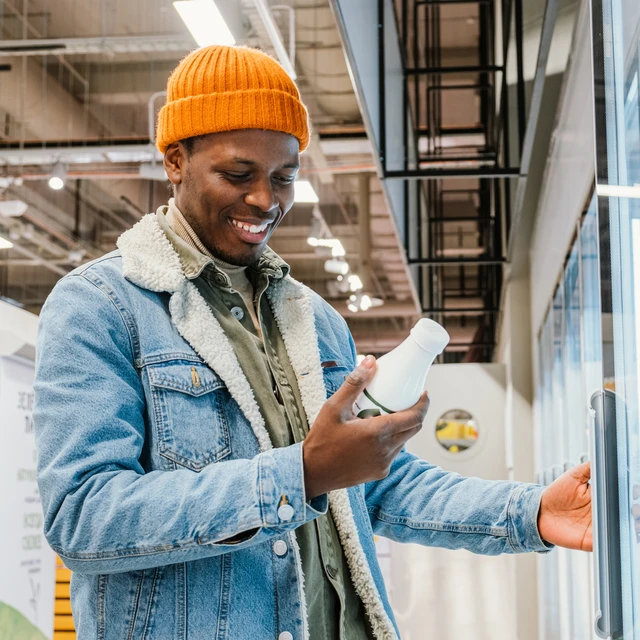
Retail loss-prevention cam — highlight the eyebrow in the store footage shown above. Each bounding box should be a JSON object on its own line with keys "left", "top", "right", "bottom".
{"left": 232, "top": 157, "right": 299, "bottom": 170}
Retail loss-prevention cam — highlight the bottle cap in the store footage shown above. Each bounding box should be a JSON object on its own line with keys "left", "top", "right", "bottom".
{"left": 410, "top": 319, "right": 450, "bottom": 355}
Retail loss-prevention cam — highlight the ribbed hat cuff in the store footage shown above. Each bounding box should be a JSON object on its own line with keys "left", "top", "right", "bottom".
{"left": 156, "top": 88, "right": 309, "bottom": 152}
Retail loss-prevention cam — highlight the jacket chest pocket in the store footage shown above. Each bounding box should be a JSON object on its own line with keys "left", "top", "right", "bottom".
{"left": 147, "top": 361, "right": 232, "bottom": 471}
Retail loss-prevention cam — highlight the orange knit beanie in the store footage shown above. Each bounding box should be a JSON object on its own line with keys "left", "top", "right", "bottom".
{"left": 156, "top": 45, "right": 310, "bottom": 153}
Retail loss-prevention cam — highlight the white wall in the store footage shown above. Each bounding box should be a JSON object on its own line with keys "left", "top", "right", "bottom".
{"left": 385, "top": 363, "right": 521, "bottom": 640}
{"left": 529, "top": 0, "right": 596, "bottom": 336}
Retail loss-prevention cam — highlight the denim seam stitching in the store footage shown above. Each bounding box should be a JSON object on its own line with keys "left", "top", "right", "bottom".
{"left": 75, "top": 272, "right": 140, "bottom": 363}
{"left": 505, "top": 485, "right": 524, "bottom": 552}
{"left": 126, "top": 570, "right": 145, "bottom": 640}
{"left": 141, "top": 567, "right": 160, "bottom": 640}
{"left": 368, "top": 508, "right": 508, "bottom": 536}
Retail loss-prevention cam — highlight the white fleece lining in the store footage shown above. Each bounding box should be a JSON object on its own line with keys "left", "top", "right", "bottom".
{"left": 268, "top": 279, "right": 398, "bottom": 640}
{"left": 117, "top": 213, "right": 397, "bottom": 640}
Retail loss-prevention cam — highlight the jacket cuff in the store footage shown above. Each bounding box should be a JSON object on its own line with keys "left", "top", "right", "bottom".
{"left": 507, "top": 484, "right": 554, "bottom": 553}
{"left": 258, "top": 442, "right": 324, "bottom": 528}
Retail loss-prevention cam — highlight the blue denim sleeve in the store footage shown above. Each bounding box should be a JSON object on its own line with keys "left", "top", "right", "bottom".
{"left": 34, "top": 273, "right": 326, "bottom": 575}
{"left": 364, "top": 449, "right": 552, "bottom": 555}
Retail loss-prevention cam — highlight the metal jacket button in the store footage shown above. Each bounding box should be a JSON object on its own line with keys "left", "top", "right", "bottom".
{"left": 325, "top": 564, "right": 338, "bottom": 580}
{"left": 277, "top": 504, "right": 294, "bottom": 521}
{"left": 273, "top": 540, "right": 288, "bottom": 556}
{"left": 230, "top": 306, "right": 244, "bottom": 320}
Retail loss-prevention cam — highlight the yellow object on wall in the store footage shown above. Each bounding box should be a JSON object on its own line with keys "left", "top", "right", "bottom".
{"left": 54, "top": 557, "right": 75, "bottom": 640}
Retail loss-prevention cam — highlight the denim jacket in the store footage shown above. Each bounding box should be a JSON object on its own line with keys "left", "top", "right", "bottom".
{"left": 34, "top": 213, "right": 549, "bottom": 640}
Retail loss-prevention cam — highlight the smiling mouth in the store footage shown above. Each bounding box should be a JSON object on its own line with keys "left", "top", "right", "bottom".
{"left": 230, "top": 218, "right": 272, "bottom": 235}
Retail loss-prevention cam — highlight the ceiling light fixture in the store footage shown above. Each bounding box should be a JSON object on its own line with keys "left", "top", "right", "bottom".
{"left": 0, "top": 200, "right": 28, "bottom": 217}
{"left": 295, "top": 180, "right": 320, "bottom": 203}
{"left": 345, "top": 291, "right": 384, "bottom": 313}
{"left": 48, "top": 162, "right": 66, "bottom": 190}
{"left": 173, "top": 0, "right": 236, "bottom": 47}
{"left": 324, "top": 258, "right": 350, "bottom": 276}
{"left": 348, "top": 274, "right": 363, "bottom": 292}
{"left": 0, "top": 235, "right": 13, "bottom": 250}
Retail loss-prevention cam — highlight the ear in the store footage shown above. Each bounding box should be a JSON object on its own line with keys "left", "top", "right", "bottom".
{"left": 164, "top": 142, "right": 186, "bottom": 188}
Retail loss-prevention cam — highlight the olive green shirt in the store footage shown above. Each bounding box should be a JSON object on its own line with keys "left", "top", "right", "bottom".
{"left": 157, "top": 206, "right": 373, "bottom": 640}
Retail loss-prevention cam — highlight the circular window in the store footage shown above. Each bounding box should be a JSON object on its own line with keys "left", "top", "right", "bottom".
{"left": 435, "top": 409, "right": 479, "bottom": 453}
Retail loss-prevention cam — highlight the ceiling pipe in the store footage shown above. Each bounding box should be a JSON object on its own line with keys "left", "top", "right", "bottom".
{"left": 148, "top": 92, "right": 167, "bottom": 146}
{"left": 0, "top": 35, "right": 193, "bottom": 57}
{"left": 252, "top": 0, "right": 297, "bottom": 79}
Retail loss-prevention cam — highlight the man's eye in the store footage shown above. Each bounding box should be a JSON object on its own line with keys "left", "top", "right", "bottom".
{"left": 274, "top": 176, "right": 295, "bottom": 185}
{"left": 223, "top": 172, "right": 250, "bottom": 181}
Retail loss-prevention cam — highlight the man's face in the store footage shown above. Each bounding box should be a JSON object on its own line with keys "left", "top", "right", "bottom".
{"left": 164, "top": 129, "right": 300, "bottom": 266}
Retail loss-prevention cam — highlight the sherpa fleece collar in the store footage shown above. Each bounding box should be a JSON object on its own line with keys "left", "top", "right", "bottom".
{"left": 116, "top": 213, "right": 397, "bottom": 640}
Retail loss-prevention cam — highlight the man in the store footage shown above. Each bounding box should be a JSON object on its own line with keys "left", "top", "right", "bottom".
{"left": 34, "top": 46, "right": 592, "bottom": 640}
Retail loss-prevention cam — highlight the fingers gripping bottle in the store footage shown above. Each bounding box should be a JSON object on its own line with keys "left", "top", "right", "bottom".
{"left": 353, "top": 318, "right": 450, "bottom": 418}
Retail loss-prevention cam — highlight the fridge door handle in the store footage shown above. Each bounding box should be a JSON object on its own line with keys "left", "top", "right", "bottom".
{"left": 589, "top": 389, "right": 623, "bottom": 639}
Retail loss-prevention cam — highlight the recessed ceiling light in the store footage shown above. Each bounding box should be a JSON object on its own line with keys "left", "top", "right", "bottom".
{"left": 173, "top": 0, "right": 236, "bottom": 47}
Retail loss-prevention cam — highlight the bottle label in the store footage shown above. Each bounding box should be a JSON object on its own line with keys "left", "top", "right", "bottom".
{"left": 353, "top": 389, "right": 396, "bottom": 419}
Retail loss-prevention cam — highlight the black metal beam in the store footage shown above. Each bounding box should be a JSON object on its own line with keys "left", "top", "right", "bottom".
{"left": 417, "top": 126, "right": 486, "bottom": 137}
{"left": 0, "top": 136, "right": 150, "bottom": 149}
{"left": 385, "top": 167, "right": 519, "bottom": 179}
{"left": 514, "top": 0, "right": 526, "bottom": 148}
{"left": 406, "top": 64, "right": 503, "bottom": 74}
{"left": 421, "top": 308, "right": 500, "bottom": 314}
{"left": 447, "top": 341, "right": 497, "bottom": 347}
{"left": 417, "top": 0, "right": 491, "bottom": 4}
{"left": 378, "top": 0, "right": 387, "bottom": 172}
{"left": 409, "top": 257, "right": 506, "bottom": 265}
{"left": 428, "top": 217, "right": 495, "bottom": 223}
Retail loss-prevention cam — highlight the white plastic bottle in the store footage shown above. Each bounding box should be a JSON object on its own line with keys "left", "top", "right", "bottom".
{"left": 353, "top": 318, "right": 450, "bottom": 418}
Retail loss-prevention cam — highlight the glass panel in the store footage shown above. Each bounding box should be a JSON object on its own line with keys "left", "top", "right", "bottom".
{"left": 581, "top": 196, "right": 604, "bottom": 640}
{"left": 564, "top": 242, "right": 586, "bottom": 464}
{"left": 581, "top": 197, "right": 604, "bottom": 406}
{"left": 561, "top": 239, "right": 593, "bottom": 640}
{"left": 538, "top": 309, "right": 561, "bottom": 640}
{"left": 591, "top": 0, "right": 640, "bottom": 632}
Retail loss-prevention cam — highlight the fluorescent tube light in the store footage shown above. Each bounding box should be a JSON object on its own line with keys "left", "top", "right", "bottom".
{"left": 295, "top": 180, "right": 319, "bottom": 203}
{"left": 596, "top": 183, "right": 640, "bottom": 199}
{"left": 173, "top": 0, "right": 236, "bottom": 47}
{"left": 0, "top": 235, "right": 14, "bottom": 249}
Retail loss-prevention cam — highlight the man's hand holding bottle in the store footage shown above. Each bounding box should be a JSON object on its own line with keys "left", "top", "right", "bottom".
{"left": 303, "top": 355, "right": 430, "bottom": 500}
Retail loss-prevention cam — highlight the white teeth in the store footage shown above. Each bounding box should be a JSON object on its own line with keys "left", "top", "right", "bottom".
{"left": 232, "top": 219, "right": 269, "bottom": 234}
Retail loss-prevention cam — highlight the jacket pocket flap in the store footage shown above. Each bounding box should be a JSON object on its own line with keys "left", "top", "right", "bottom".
{"left": 148, "top": 362, "right": 224, "bottom": 397}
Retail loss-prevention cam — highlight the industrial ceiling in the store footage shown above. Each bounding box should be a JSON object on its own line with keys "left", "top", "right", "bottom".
{"left": 0, "top": 0, "right": 526, "bottom": 361}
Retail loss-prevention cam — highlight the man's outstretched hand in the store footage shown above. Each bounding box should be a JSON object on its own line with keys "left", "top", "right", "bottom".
{"left": 538, "top": 461, "right": 592, "bottom": 551}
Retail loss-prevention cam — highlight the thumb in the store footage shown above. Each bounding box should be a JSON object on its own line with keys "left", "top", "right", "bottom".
{"left": 330, "top": 355, "right": 377, "bottom": 417}
{"left": 569, "top": 460, "right": 591, "bottom": 484}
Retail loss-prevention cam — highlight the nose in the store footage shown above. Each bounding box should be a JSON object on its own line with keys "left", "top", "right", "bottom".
{"left": 244, "top": 178, "right": 278, "bottom": 213}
